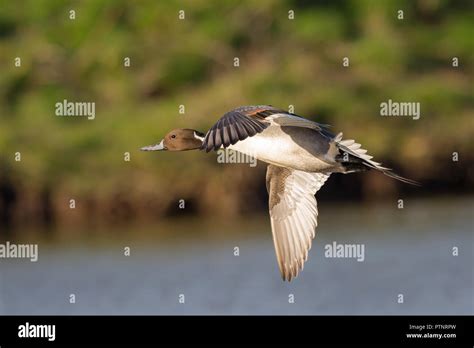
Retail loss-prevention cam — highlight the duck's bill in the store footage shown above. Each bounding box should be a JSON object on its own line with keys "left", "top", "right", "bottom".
{"left": 140, "top": 140, "right": 166, "bottom": 151}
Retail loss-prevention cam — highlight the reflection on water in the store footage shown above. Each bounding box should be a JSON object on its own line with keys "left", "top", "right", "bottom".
{"left": 0, "top": 197, "right": 472, "bottom": 314}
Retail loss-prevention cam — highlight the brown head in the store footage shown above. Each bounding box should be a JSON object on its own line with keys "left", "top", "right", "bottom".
{"left": 140, "top": 128, "right": 205, "bottom": 152}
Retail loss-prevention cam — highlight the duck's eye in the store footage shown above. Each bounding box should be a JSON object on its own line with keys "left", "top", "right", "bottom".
{"left": 171, "top": 134, "right": 176, "bottom": 139}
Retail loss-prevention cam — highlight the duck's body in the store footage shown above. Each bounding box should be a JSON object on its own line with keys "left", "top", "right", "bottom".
{"left": 142, "top": 105, "right": 418, "bottom": 281}
{"left": 228, "top": 126, "right": 341, "bottom": 173}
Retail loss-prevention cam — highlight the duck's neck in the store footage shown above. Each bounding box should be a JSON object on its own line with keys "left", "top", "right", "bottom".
{"left": 192, "top": 130, "right": 205, "bottom": 150}
{"left": 175, "top": 130, "right": 205, "bottom": 151}
{"left": 193, "top": 131, "right": 205, "bottom": 141}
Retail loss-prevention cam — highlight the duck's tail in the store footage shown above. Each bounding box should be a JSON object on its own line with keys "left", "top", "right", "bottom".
{"left": 334, "top": 132, "right": 420, "bottom": 186}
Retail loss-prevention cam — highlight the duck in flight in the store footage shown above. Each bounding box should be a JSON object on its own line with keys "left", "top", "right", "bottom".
{"left": 141, "top": 105, "right": 418, "bottom": 281}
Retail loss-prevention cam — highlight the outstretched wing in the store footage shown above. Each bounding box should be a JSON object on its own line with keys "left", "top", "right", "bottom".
{"left": 266, "top": 165, "right": 330, "bottom": 281}
{"left": 201, "top": 105, "right": 280, "bottom": 152}
{"left": 201, "top": 105, "right": 330, "bottom": 152}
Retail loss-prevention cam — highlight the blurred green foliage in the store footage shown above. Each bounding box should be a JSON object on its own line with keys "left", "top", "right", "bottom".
{"left": 0, "top": 0, "right": 473, "bottom": 225}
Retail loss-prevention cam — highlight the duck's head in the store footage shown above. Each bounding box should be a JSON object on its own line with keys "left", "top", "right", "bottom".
{"left": 140, "top": 128, "right": 205, "bottom": 152}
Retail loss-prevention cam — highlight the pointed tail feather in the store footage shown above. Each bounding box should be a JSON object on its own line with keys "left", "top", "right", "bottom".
{"left": 376, "top": 167, "right": 421, "bottom": 186}
{"left": 335, "top": 132, "right": 420, "bottom": 186}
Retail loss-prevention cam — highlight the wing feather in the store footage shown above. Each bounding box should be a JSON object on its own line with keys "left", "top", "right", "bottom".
{"left": 201, "top": 105, "right": 281, "bottom": 151}
{"left": 201, "top": 105, "right": 332, "bottom": 152}
{"left": 266, "top": 165, "right": 330, "bottom": 281}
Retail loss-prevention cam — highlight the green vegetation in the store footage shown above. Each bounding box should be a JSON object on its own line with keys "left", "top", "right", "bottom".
{"left": 0, "top": 0, "right": 473, "bottom": 227}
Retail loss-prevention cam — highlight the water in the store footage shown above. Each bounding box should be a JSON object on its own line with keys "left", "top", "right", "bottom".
{"left": 0, "top": 197, "right": 472, "bottom": 315}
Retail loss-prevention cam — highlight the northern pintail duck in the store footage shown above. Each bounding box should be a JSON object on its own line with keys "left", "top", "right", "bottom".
{"left": 141, "top": 105, "right": 418, "bottom": 281}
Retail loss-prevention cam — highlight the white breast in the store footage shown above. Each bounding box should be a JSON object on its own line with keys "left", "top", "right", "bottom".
{"left": 228, "top": 126, "right": 336, "bottom": 172}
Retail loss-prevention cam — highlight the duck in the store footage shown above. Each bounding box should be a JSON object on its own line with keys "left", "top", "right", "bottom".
{"left": 141, "top": 105, "right": 418, "bottom": 281}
